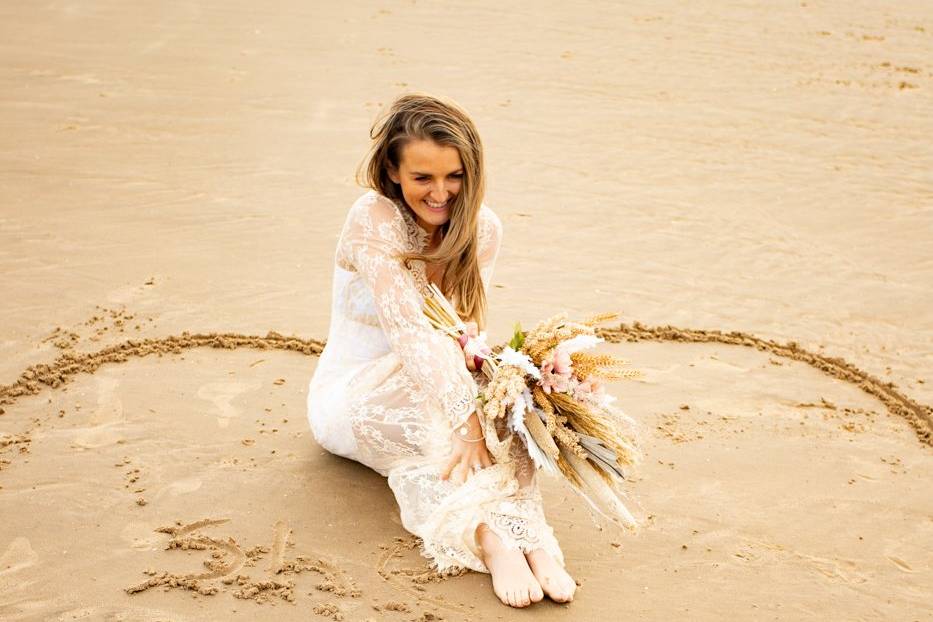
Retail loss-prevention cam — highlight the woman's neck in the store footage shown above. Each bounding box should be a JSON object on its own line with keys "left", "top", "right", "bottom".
{"left": 425, "top": 227, "right": 444, "bottom": 253}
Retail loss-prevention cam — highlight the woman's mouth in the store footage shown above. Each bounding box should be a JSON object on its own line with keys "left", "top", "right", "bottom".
{"left": 424, "top": 198, "right": 450, "bottom": 211}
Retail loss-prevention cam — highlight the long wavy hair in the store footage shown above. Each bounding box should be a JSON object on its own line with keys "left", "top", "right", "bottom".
{"left": 356, "top": 92, "right": 489, "bottom": 330}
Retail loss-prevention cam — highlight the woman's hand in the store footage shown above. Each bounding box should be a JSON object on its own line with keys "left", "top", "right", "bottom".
{"left": 457, "top": 321, "right": 492, "bottom": 373}
{"left": 440, "top": 410, "right": 494, "bottom": 485}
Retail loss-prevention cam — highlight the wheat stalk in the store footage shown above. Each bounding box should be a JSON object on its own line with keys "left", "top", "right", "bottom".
{"left": 424, "top": 282, "right": 497, "bottom": 380}
{"left": 559, "top": 444, "right": 638, "bottom": 530}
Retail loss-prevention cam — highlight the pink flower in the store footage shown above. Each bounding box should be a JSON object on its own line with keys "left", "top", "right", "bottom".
{"left": 552, "top": 348, "right": 572, "bottom": 375}
{"left": 538, "top": 348, "right": 574, "bottom": 394}
{"left": 572, "top": 376, "right": 607, "bottom": 404}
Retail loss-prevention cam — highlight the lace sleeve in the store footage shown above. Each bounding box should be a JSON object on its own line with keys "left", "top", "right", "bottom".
{"left": 341, "top": 193, "right": 479, "bottom": 430}
{"left": 477, "top": 205, "right": 503, "bottom": 295}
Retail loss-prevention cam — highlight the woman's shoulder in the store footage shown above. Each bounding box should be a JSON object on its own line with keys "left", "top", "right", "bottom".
{"left": 346, "top": 189, "right": 405, "bottom": 226}
{"left": 479, "top": 197, "right": 502, "bottom": 222}
{"left": 341, "top": 189, "right": 418, "bottom": 250}
{"left": 478, "top": 202, "right": 503, "bottom": 240}
{"left": 477, "top": 202, "right": 503, "bottom": 259}
{"left": 350, "top": 188, "right": 394, "bottom": 213}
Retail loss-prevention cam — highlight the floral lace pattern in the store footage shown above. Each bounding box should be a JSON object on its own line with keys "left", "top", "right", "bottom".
{"left": 307, "top": 190, "right": 564, "bottom": 574}
{"left": 337, "top": 191, "right": 478, "bottom": 430}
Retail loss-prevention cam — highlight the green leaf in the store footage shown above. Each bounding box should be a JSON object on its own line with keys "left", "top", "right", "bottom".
{"left": 508, "top": 321, "right": 525, "bottom": 351}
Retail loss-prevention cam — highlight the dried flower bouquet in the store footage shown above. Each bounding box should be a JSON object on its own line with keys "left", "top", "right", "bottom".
{"left": 423, "top": 283, "right": 643, "bottom": 530}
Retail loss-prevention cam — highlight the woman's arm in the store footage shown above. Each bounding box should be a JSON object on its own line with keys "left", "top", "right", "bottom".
{"left": 477, "top": 205, "right": 503, "bottom": 297}
{"left": 342, "top": 193, "right": 479, "bottom": 432}
{"left": 439, "top": 206, "right": 503, "bottom": 484}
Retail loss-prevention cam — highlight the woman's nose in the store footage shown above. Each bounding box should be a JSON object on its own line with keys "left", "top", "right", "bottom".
{"left": 430, "top": 183, "right": 448, "bottom": 202}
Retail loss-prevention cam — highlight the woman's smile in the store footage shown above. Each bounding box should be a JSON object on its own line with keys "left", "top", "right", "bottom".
{"left": 424, "top": 198, "right": 450, "bottom": 211}
{"left": 387, "top": 138, "right": 463, "bottom": 235}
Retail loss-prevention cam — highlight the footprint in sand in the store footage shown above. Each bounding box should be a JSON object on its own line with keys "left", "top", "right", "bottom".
{"left": 106, "top": 283, "right": 147, "bottom": 306}
{"left": 70, "top": 374, "right": 127, "bottom": 449}
{"left": 196, "top": 380, "right": 261, "bottom": 428}
{"left": 164, "top": 476, "right": 203, "bottom": 496}
{"left": 886, "top": 556, "right": 914, "bottom": 573}
{"left": 698, "top": 355, "right": 750, "bottom": 374}
{"left": 0, "top": 537, "right": 39, "bottom": 600}
{"left": 0, "top": 536, "right": 38, "bottom": 575}
{"left": 120, "top": 522, "right": 166, "bottom": 551}
{"left": 737, "top": 537, "right": 867, "bottom": 584}
{"left": 70, "top": 423, "right": 125, "bottom": 450}
{"left": 796, "top": 551, "right": 865, "bottom": 583}
{"left": 91, "top": 374, "right": 124, "bottom": 425}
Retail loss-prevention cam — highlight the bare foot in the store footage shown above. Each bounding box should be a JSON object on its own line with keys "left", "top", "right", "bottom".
{"left": 525, "top": 548, "right": 576, "bottom": 603}
{"left": 476, "top": 524, "right": 544, "bottom": 608}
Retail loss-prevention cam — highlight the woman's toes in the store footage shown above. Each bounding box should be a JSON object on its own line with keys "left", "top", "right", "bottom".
{"left": 530, "top": 582, "right": 545, "bottom": 603}
{"left": 519, "top": 588, "right": 532, "bottom": 607}
{"left": 555, "top": 578, "right": 576, "bottom": 602}
{"left": 525, "top": 550, "right": 576, "bottom": 603}
{"left": 538, "top": 575, "right": 572, "bottom": 602}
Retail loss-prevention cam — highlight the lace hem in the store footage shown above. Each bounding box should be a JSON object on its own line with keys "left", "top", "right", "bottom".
{"left": 416, "top": 509, "right": 565, "bottom": 575}
{"left": 409, "top": 464, "right": 565, "bottom": 575}
{"left": 484, "top": 511, "right": 548, "bottom": 555}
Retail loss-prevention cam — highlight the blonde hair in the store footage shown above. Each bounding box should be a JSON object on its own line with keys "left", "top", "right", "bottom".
{"left": 356, "top": 92, "right": 489, "bottom": 330}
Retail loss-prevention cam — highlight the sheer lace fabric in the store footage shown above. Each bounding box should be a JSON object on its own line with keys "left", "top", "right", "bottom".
{"left": 307, "top": 190, "right": 564, "bottom": 574}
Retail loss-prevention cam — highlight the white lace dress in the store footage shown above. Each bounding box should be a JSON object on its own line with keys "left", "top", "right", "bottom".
{"left": 306, "top": 189, "right": 565, "bottom": 574}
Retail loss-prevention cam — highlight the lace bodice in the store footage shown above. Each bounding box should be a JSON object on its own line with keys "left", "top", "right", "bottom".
{"left": 329, "top": 190, "right": 502, "bottom": 430}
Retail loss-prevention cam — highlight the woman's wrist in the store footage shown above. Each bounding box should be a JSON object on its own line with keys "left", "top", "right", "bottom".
{"left": 460, "top": 336, "right": 491, "bottom": 372}
{"left": 453, "top": 411, "right": 484, "bottom": 441}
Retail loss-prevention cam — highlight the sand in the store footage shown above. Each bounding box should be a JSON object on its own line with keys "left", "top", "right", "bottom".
{"left": 1, "top": 1, "right": 932, "bottom": 620}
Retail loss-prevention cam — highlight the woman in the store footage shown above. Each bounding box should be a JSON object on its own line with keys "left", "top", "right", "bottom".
{"left": 306, "top": 93, "right": 576, "bottom": 608}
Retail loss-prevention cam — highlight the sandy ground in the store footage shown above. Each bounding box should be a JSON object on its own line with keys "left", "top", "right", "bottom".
{"left": 1, "top": 1, "right": 932, "bottom": 620}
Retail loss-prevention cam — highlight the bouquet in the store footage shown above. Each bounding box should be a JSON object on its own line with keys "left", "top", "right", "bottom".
{"left": 423, "top": 283, "right": 644, "bottom": 530}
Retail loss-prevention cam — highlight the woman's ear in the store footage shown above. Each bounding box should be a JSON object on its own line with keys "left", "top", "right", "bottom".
{"left": 387, "top": 164, "right": 400, "bottom": 185}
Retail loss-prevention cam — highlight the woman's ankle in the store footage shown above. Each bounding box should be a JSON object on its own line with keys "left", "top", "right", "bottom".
{"left": 476, "top": 523, "right": 523, "bottom": 563}
{"left": 475, "top": 522, "right": 497, "bottom": 554}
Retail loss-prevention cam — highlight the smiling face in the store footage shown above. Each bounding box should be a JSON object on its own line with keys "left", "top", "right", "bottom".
{"left": 387, "top": 138, "right": 464, "bottom": 239}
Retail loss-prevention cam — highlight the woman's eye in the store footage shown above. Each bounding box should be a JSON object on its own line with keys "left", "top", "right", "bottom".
{"left": 414, "top": 174, "right": 461, "bottom": 181}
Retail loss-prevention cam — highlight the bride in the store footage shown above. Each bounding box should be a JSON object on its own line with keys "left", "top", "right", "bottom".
{"left": 306, "top": 92, "right": 576, "bottom": 608}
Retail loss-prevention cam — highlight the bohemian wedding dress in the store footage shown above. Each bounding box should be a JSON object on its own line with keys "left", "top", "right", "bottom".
{"left": 306, "top": 189, "right": 566, "bottom": 574}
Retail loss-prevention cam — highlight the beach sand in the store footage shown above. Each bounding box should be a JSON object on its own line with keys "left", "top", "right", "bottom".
{"left": 1, "top": 1, "right": 931, "bottom": 620}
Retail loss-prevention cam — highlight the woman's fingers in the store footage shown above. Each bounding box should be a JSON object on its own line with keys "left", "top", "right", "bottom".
{"left": 442, "top": 444, "right": 497, "bottom": 484}
{"left": 440, "top": 453, "right": 460, "bottom": 481}
{"left": 453, "top": 461, "right": 469, "bottom": 485}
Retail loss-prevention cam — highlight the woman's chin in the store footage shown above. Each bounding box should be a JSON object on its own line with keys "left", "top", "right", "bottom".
{"left": 417, "top": 211, "right": 449, "bottom": 227}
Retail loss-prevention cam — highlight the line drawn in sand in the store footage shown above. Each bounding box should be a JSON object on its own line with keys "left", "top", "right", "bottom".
{"left": 126, "top": 517, "right": 362, "bottom": 608}
{"left": 1, "top": 323, "right": 929, "bottom": 446}
{"left": 376, "top": 534, "right": 470, "bottom": 615}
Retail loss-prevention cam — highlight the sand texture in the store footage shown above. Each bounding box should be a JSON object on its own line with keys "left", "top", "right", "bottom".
{"left": 1, "top": 1, "right": 932, "bottom": 620}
